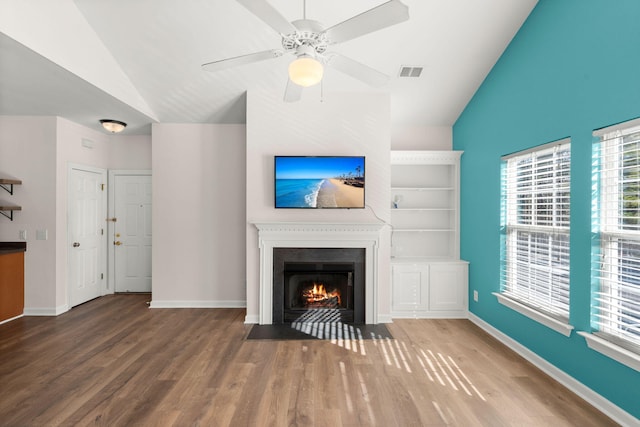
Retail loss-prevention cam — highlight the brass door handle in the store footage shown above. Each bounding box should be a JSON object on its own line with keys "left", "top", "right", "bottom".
{"left": 114, "top": 241, "right": 122, "bottom": 246}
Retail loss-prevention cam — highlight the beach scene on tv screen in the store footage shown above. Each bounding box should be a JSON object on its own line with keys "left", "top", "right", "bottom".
{"left": 275, "top": 157, "right": 365, "bottom": 208}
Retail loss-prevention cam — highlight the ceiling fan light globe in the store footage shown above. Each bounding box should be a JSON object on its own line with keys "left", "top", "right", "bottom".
{"left": 288, "top": 57, "right": 323, "bottom": 87}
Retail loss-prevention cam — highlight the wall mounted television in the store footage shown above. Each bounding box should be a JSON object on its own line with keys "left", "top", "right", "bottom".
{"left": 274, "top": 156, "right": 365, "bottom": 209}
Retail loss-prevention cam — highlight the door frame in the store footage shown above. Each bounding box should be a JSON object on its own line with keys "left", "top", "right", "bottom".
{"left": 107, "top": 169, "right": 152, "bottom": 293}
{"left": 67, "top": 163, "right": 108, "bottom": 307}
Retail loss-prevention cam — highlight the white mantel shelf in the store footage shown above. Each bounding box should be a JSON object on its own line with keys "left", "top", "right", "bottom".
{"left": 252, "top": 222, "right": 386, "bottom": 325}
{"left": 253, "top": 222, "right": 385, "bottom": 235}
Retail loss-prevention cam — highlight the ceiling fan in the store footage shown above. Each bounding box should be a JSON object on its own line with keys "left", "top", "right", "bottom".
{"left": 202, "top": 0, "right": 409, "bottom": 102}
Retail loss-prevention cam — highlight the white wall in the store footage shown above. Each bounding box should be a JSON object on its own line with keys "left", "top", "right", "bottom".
{"left": 1, "top": 102, "right": 409, "bottom": 317}
{"left": 391, "top": 125, "right": 452, "bottom": 150}
{"left": 0, "top": 116, "right": 57, "bottom": 311}
{"left": 151, "top": 123, "right": 246, "bottom": 307}
{"left": 0, "top": 115, "right": 152, "bottom": 314}
{"left": 110, "top": 135, "right": 152, "bottom": 169}
{"left": 245, "top": 90, "right": 392, "bottom": 323}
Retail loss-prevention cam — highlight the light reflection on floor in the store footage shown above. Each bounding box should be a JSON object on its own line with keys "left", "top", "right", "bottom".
{"left": 290, "top": 308, "right": 486, "bottom": 401}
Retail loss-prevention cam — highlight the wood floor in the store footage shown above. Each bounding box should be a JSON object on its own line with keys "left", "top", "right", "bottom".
{"left": 0, "top": 294, "right": 617, "bottom": 426}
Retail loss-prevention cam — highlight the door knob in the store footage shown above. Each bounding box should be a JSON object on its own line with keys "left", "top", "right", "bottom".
{"left": 114, "top": 241, "right": 122, "bottom": 246}
{"left": 73, "top": 242, "right": 80, "bottom": 247}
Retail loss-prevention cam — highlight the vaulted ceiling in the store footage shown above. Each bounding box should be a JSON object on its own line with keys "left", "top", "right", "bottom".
{"left": 0, "top": 0, "right": 537, "bottom": 135}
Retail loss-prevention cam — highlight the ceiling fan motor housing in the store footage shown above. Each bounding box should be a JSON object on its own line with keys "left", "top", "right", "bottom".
{"left": 282, "top": 19, "right": 328, "bottom": 58}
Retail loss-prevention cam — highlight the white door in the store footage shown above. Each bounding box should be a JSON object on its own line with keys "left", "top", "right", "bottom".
{"left": 69, "top": 166, "right": 106, "bottom": 307}
{"left": 113, "top": 174, "right": 152, "bottom": 292}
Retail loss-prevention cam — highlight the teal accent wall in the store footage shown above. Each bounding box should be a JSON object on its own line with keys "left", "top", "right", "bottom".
{"left": 454, "top": 0, "right": 640, "bottom": 419}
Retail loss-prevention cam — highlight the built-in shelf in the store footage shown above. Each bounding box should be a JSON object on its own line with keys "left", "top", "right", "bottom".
{"left": 391, "top": 186, "right": 454, "bottom": 190}
{"left": 0, "top": 178, "right": 22, "bottom": 221}
{"left": 391, "top": 256, "right": 455, "bottom": 262}
{"left": 393, "top": 228, "right": 455, "bottom": 232}
{"left": 392, "top": 208, "right": 455, "bottom": 211}
{"left": 390, "top": 151, "right": 468, "bottom": 319}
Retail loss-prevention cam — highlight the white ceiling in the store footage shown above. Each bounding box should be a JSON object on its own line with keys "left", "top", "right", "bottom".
{"left": 0, "top": 0, "right": 537, "bottom": 135}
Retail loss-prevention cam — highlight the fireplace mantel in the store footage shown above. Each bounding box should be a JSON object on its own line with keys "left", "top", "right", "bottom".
{"left": 252, "top": 222, "right": 384, "bottom": 324}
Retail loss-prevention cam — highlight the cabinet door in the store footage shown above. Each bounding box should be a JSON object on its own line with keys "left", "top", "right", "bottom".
{"left": 428, "top": 263, "right": 467, "bottom": 311}
{"left": 392, "top": 264, "right": 429, "bottom": 312}
{"left": 0, "top": 252, "right": 24, "bottom": 322}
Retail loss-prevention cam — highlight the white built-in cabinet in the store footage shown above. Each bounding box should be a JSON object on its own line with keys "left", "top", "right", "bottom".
{"left": 390, "top": 151, "right": 468, "bottom": 318}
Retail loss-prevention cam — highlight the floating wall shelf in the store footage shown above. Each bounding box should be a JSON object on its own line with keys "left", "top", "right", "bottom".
{"left": 0, "top": 205, "right": 21, "bottom": 221}
{"left": 0, "top": 179, "right": 22, "bottom": 195}
{"left": 0, "top": 178, "right": 22, "bottom": 220}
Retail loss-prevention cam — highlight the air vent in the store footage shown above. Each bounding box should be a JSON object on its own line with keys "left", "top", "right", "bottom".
{"left": 399, "top": 66, "right": 423, "bottom": 78}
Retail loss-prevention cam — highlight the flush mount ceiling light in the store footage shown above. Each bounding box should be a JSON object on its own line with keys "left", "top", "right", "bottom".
{"left": 288, "top": 46, "right": 324, "bottom": 87}
{"left": 100, "top": 119, "right": 127, "bottom": 133}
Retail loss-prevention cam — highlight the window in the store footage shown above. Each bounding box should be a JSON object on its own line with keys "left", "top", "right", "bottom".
{"left": 592, "top": 121, "right": 640, "bottom": 353}
{"left": 499, "top": 140, "right": 571, "bottom": 326}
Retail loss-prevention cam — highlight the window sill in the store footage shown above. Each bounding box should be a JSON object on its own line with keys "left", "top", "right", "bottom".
{"left": 577, "top": 332, "right": 640, "bottom": 372}
{"left": 493, "top": 292, "right": 574, "bottom": 337}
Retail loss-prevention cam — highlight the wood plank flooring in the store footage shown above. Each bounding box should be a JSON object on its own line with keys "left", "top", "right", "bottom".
{"left": 0, "top": 294, "right": 618, "bottom": 426}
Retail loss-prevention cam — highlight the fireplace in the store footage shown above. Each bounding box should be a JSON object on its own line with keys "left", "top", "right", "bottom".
{"left": 273, "top": 248, "right": 365, "bottom": 324}
{"left": 252, "top": 222, "right": 384, "bottom": 325}
{"left": 285, "top": 271, "right": 350, "bottom": 317}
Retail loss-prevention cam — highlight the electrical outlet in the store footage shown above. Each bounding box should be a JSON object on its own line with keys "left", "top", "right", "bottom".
{"left": 19, "top": 230, "right": 27, "bottom": 240}
{"left": 473, "top": 290, "right": 479, "bottom": 302}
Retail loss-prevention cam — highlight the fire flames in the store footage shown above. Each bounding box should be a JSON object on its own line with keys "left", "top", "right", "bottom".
{"left": 302, "top": 283, "right": 341, "bottom": 308}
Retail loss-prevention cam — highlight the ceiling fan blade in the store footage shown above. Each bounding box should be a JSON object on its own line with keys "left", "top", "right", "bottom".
{"left": 202, "top": 50, "right": 283, "bottom": 72}
{"left": 327, "top": 54, "right": 389, "bottom": 87}
{"left": 284, "top": 79, "right": 303, "bottom": 102}
{"left": 324, "top": 0, "right": 409, "bottom": 44}
{"left": 237, "top": 0, "right": 297, "bottom": 35}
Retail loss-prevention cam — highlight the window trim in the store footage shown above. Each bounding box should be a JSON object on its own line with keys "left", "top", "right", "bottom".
{"left": 578, "top": 331, "right": 640, "bottom": 372}
{"left": 495, "top": 292, "right": 574, "bottom": 336}
{"left": 499, "top": 139, "right": 572, "bottom": 330}
{"left": 591, "top": 121, "right": 640, "bottom": 356}
{"left": 501, "top": 138, "right": 569, "bottom": 160}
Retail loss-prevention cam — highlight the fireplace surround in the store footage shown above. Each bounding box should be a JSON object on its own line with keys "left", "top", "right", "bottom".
{"left": 253, "top": 222, "right": 384, "bottom": 324}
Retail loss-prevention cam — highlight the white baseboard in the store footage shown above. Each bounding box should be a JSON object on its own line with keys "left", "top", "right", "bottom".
{"left": 468, "top": 313, "right": 638, "bottom": 427}
{"left": 377, "top": 314, "right": 393, "bottom": 323}
{"left": 0, "top": 314, "right": 24, "bottom": 324}
{"left": 244, "top": 314, "right": 259, "bottom": 324}
{"left": 391, "top": 310, "right": 468, "bottom": 319}
{"left": 149, "top": 300, "right": 246, "bottom": 309}
{"left": 23, "top": 304, "right": 69, "bottom": 316}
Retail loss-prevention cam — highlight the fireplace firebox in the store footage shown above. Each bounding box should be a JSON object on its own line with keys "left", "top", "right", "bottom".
{"left": 285, "top": 269, "right": 353, "bottom": 322}
{"left": 273, "top": 248, "right": 365, "bottom": 324}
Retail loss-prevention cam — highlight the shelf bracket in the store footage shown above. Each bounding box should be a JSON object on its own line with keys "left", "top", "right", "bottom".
{"left": 0, "top": 183, "right": 15, "bottom": 195}
{"left": 0, "top": 210, "right": 14, "bottom": 221}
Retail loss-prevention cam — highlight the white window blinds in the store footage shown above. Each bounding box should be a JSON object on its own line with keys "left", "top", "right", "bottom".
{"left": 592, "top": 124, "right": 640, "bottom": 351}
{"left": 501, "top": 140, "right": 571, "bottom": 320}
